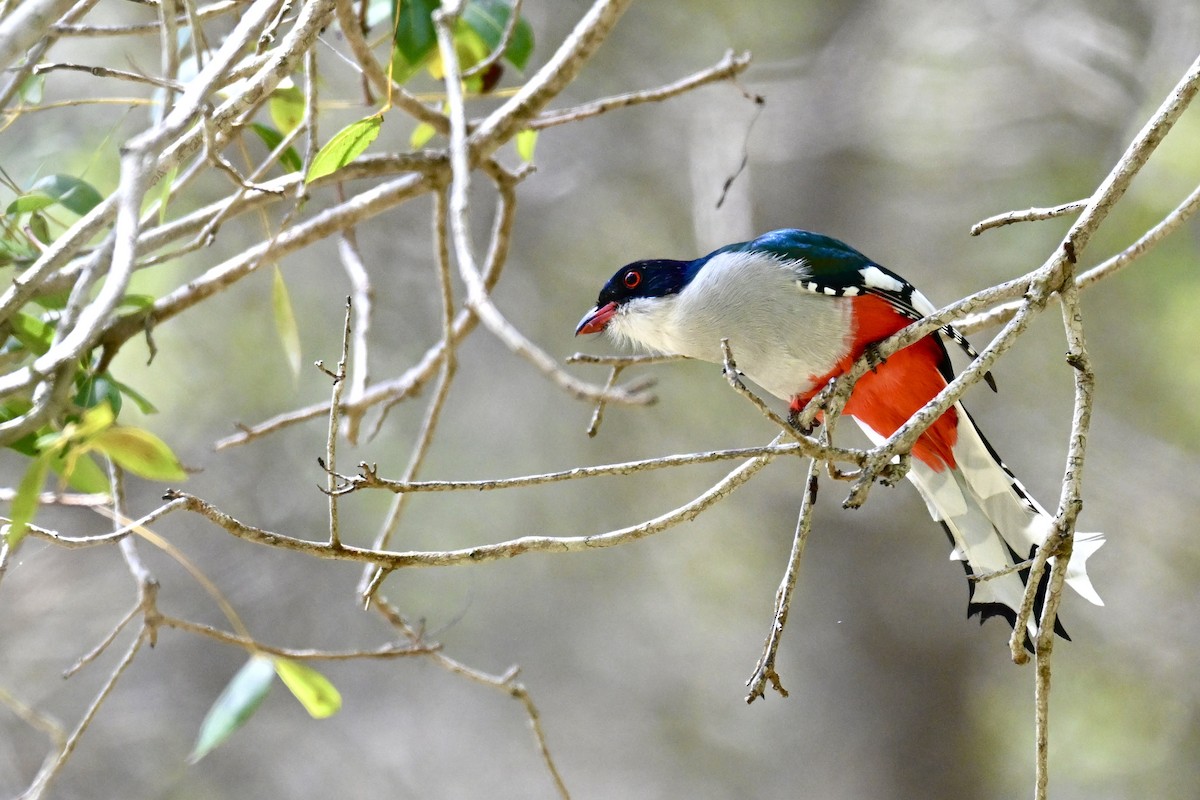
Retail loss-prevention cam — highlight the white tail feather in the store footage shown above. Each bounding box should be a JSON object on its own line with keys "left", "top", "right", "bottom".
{"left": 856, "top": 404, "right": 1105, "bottom": 644}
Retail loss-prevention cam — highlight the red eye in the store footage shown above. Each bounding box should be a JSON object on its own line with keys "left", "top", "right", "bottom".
{"left": 623, "top": 270, "right": 642, "bottom": 289}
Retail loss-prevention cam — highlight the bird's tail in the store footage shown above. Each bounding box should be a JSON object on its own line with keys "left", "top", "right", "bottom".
{"left": 856, "top": 405, "right": 1104, "bottom": 647}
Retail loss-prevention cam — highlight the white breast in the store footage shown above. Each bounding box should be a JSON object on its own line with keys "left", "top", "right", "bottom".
{"left": 607, "top": 251, "right": 854, "bottom": 401}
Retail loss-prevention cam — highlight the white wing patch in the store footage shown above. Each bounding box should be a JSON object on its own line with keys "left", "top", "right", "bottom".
{"left": 908, "top": 287, "right": 938, "bottom": 316}
{"left": 858, "top": 266, "right": 905, "bottom": 293}
{"left": 797, "top": 280, "right": 860, "bottom": 297}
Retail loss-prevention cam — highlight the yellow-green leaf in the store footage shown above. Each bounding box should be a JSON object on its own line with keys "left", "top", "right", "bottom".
{"left": 157, "top": 164, "right": 178, "bottom": 226}
{"left": 91, "top": 426, "right": 187, "bottom": 481}
{"left": 273, "top": 658, "right": 342, "bottom": 718}
{"left": 6, "top": 454, "right": 50, "bottom": 546}
{"left": 9, "top": 312, "right": 54, "bottom": 355}
{"left": 190, "top": 655, "right": 276, "bottom": 763}
{"left": 7, "top": 193, "right": 55, "bottom": 215}
{"left": 50, "top": 448, "right": 110, "bottom": 494}
{"left": 67, "top": 401, "right": 116, "bottom": 444}
{"left": 271, "top": 265, "right": 301, "bottom": 378}
{"left": 515, "top": 128, "right": 537, "bottom": 162}
{"left": 269, "top": 82, "right": 305, "bottom": 136}
{"left": 426, "top": 21, "right": 490, "bottom": 79}
{"left": 306, "top": 114, "right": 384, "bottom": 184}
{"left": 410, "top": 121, "right": 437, "bottom": 149}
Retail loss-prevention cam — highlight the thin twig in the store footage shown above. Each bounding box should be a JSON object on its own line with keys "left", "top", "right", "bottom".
{"left": 157, "top": 614, "right": 439, "bottom": 659}
{"left": 323, "top": 298, "right": 354, "bottom": 549}
{"left": 32, "top": 61, "right": 185, "bottom": 90}
{"left": 970, "top": 199, "right": 1087, "bottom": 236}
{"left": 371, "top": 600, "right": 570, "bottom": 799}
{"left": 435, "top": 4, "right": 650, "bottom": 408}
{"left": 358, "top": 187, "right": 459, "bottom": 601}
{"left": 169, "top": 439, "right": 784, "bottom": 568}
{"left": 745, "top": 459, "right": 818, "bottom": 703}
{"left": 22, "top": 631, "right": 146, "bottom": 799}
{"left": 461, "top": 0, "right": 522, "bottom": 79}
{"left": 336, "top": 233, "right": 373, "bottom": 441}
{"left": 338, "top": 439, "right": 860, "bottom": 496}
{"left": 531, "top": 50, "right": 751, "bottom": 130}
{"left": 62, "top": 601, "right": 142, "bottom": 679}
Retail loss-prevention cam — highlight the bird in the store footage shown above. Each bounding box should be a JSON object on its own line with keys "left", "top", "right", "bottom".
{"left": 575, "top": 228, "right": 1104, "bottom": 647}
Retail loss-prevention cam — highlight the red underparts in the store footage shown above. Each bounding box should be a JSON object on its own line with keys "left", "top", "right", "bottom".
{"left": 791, "top": 295, "right": 958, "bottom": 471}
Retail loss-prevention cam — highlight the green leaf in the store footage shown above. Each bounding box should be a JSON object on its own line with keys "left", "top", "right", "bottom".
{"left": 274, "top": 658, "right": 342, "bottom": 718}
{"left": 515, "top": 128, "right": 537, "bottom": 162}
{"left": 71, "top": 402, "right": 116, "bottom": 441}
{"left": 28, "top": 212, "right": 50, "bottom": 244}
{"left": 271, "top": 266, "right": 301, "bottom": 378}
{"left": 0, "top": 235, "right": 36, "bottom": 267}
{"left": 0, "top": 401, "right": 36, "bottom": 455}
{"left": 463, "top": 0, "right": 534, "bottom": 70}
{"left": 389, "top": 45, "right": 426, "bottom": 85}
{"left": 8, "top": 312, "right": 55, "bottom": 356}
{"left": 50, "top": 449, "right": 110, "bottom": 494}
{"left": 306, "top": 114, "right": 383, "bottom": 183}
{"left": 156, "top": 164, "right": 177, "bottom": 226}
{"left": 118, "top": 294, "right": 156, "bottom": 311}
{"left": 75, "top": 372, "right": 123, "bottom": 414}
{"left": 393, "top": 0, "right": 439, "bottom": 64}
{"left": 112, "top": 378, "right": 158, "bottom": 415}
{"left": 409, "top": 121, "right": 437, "bottom": 149}
{"left": 90, "top": 425, "right": 187, "bottom": 481}
{"left": 6, "top": 454, "right": 50, "bottom": 546}
{"left": 249, "top": 124, "right": 303, "bottom": 173}
{"left": 28, "top": 174, "right": 104, "bottom": 216}
{"left": 29, "top": 290, "right": 70, "bottom": 310}
{"left": 19, "top": 73, "right": 44, "bottom": 105}
{"left": 6, "top": 193, "right": 55, "bottom": 215}
{"left": 269, "top": 82, "right": 305, "bottom": 135}
{"left": 426, "top": 21, "right": 489, "bottom": 78}
{"left": 190, "top": 655, "right": 277, "bottom": 763}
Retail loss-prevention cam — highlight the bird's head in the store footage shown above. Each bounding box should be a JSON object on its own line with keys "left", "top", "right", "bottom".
{"left": 575, "top": 258, "right": 692, "bottom": 336}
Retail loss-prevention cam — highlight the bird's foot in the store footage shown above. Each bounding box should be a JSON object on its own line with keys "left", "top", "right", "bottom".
{"left": 787, "top": 402, "right": 821, "bottom": 435}
{"left": 863, "top": 343, "right": 887, "bottom": 373}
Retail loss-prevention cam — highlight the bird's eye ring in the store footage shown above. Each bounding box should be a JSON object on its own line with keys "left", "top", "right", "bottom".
{"left": 623, "top": 270, "right": 642, "bottom": 289}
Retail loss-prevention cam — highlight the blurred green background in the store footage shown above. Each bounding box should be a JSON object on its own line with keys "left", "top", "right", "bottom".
{"left": 3, "top": 1, "right": 1200, "bottom": 797}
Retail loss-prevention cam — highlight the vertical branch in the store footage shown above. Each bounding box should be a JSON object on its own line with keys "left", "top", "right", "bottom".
{"left": 432, "top": 1, "right": 647, "bottom": 406}
{"left": 109, "top": 461, "right": 160, "bottom": 643}
{"left": 337, "top": 232, "right": 374, "bottom": 442}
{"left": 745, "top": 456, "right": 818, "bottom": 703}
{"left": 157, "top": 0, "right": 181, "bottom": 115}
{"left": 1028, "top": 270, "right": 1094, "bottom": 800}
{"left": 322, "top": 299, "right": 354, "bottom": 549}
{"left": 359, "top": 187, "right": 458, "bottom": 601}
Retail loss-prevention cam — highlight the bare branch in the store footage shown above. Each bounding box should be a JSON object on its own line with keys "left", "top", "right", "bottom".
{"left": 461, "top": 0, "right": 521, "bottom": 79}
{"left": 342, "top": 440, "right": 815, "bottom": 495}
{"left": 156, "top": 614, "right": 439, "bottom": 660}
{"left": 530, "top": 49, "right": 752, "bottom": 130}
{"left": 746, "top": 459, "right": 818, "bottom": 703}
{"left": 436, "top": 4, "right": 650, "bottom": 408}
{"left": 22, "top": 632, "right": 146, "bottom": 799}
{"left": 323, "top": 298, "right": 354, "bottom": 549}
{"left": 469, "top": 0, "right": 635, "bottom": 155}
{"left": 371, "top": 599, "right": 570, "bottom": 799}
{"left": 168, "top": 439, "right": 783, "bottom": 568}
{"left": 969, "top": 199, "right": 1087, "bottom": 236}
